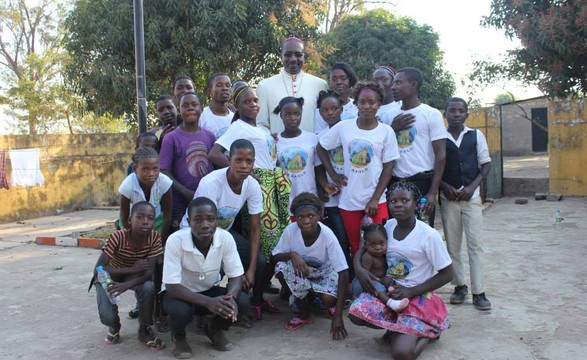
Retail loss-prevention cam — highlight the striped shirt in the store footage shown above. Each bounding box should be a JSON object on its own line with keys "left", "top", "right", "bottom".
{"left": 103, "top": 229, "right": 163, "bottom": 268}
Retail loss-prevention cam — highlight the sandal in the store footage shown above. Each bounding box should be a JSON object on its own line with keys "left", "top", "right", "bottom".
{"left": 285, "top": 317, "right": 312, "bottom": 331}
{"left": 260, "top": 300, "right": 280, "bottom": 313}
{"left": 326, "top": 307, "right": 336, "bottom": 319}
{"left": 234, "top": 315, "right": 253, "bottom": 329}
{"left": 155, "top": 318, "right": 170, "bottom": 333}
{"left": 204, "top": 320, "right": 234, "bottom": 351}
{"left": 139, "top": 326, "right": 166, "bottom": 350}
{"left": 105, "top": 329, "right": 120, "bottom": 344}
{"left": 250, "top": 300, "right": 280, "bottom": 320}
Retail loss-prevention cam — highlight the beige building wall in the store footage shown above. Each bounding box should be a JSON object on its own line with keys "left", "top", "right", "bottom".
{"left": 0, "top": 134, "right": 135, "bottom": 223}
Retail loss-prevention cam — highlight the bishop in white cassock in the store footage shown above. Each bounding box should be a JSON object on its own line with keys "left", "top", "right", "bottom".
{"left": 256, "top": 37, "right": 328, "bottom": 134}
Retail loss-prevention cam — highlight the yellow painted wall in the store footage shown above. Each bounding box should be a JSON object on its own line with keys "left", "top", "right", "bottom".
{"left": 549, "top": 99, "right": 587, "bottom": 195}
{"left": 0, "top": 134, "right": 135, "bottom": 223}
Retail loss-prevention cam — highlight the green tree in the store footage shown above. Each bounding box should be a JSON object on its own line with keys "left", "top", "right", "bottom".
{"left": 322, "top": 0, "right": 394, "bottom": 32}
{"left": 64, "top": 0, "right": 325, "bottom": 124}
{"left": 324, "top": 9, "right": 455, "bottom": 109}
{"left": 494, "top": 92, "right": 517, "bottom": 105}
{"left": 474, "top": 0, "right": 587, "bottom": 97}
{"left": 0, "top": 0, "right": 67, "bottom": 134}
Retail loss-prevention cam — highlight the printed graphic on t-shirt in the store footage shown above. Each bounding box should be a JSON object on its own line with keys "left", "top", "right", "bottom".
{"left": 216, "top": 127, "right": 229, "bottom": 139}
{"left": 280, "top": 147, "right": 308, "bottom": 173}
{"left": 397, "top": 127, "right": 417, "bottom": 149}
{"left": 329, "top": 146, "right": 344, "bottom": 168}
{"left": 386, "top": 251, "right": 413, "bottom": 279}
{"left": 349, "top": 139, "right": 373, "bottom": 168}
{"left": 267, "top": 136, "right": 277, "bottom": 161}
{"left": 186, "top": 141, "right": 211, "bottom": 178}
{"left": 217, "top": 206, "right": 240, "bottom": 230}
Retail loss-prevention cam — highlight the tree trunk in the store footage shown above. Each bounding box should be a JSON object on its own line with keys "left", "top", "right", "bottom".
{"left": 29, "top": 113, "right": 37, "bottom": 135}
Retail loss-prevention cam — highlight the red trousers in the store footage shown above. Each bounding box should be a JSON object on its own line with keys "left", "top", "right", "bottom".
{"left": 340, "top": 203, "right": 389, "bottom": 257}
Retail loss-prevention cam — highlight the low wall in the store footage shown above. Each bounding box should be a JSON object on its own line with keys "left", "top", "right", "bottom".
{"left": 0, "top": 134, "right": 135, "bottom": 223}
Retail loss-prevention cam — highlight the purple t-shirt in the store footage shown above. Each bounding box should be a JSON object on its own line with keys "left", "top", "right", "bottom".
{"left": 159, "top": 127, "right": 215, "bottom": 217}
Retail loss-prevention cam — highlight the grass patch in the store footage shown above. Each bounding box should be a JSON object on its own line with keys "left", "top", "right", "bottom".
{"left": 80, "top": 225, "right": 116, "bottom": 240}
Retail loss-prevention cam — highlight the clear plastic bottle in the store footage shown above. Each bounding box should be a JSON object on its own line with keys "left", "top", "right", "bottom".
{"left": 96, "top": 265, "right": 121, "bottom": 305}
{"left": 554, "top": 209, "right": 563, "bottom": 223}
{"left": 419, "top": 198, "right": 429, "bottom": 223}
{"left": 360, "top": 214, "right": 374, "bottom": 245}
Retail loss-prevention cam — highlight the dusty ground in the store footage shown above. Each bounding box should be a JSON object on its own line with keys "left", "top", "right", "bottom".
{"left": 0, "top": 196, "right": 585, "bottom": 360}
{"left": 503, "top": 154, "right": 549, "bottom": 178}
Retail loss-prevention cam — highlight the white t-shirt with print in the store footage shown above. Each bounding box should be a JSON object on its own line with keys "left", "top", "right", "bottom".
{"left": 319, "top": 120, "right": 400, "bottom": 211}
{"left": 215, "top": 119, "right": 277, "bottom": 169}
{"left": 179, "top": 168, "right": 263, "bottom": 229}
{"left": 272, "top": 222, "right": 348, "bottom": 273}
{"left": 383, "top": 218, "right": 451, "bottom": 288}
{"left": 317, "top": 126, "right": 345, "bottom": 207}
{"left": 377, "top": 101, "right": 402, "bottom": 125}
{"left": 118, "top": 173, "right": 172, "bottom": 219}
{"left": 277, "top": 130, "right": 320, "bottom": 209}
{"left": 163, "top": 227, "right": 244, "bottom": 293}
{"left": 386, "top": 103, "right": 447, "bottom": 178}
{"left": 199, "top": 107, "right": 234, "bottom": 140}
{"left": 314, "top": 99, "right": 358, "bottom": 133}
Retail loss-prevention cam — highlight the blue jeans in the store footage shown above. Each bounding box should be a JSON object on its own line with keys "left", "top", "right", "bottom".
{"left": 351, "top": 278, "right": 387, "bottom": 298}
{"left": 95, "top": 275, "right": 154, "bottom": 329}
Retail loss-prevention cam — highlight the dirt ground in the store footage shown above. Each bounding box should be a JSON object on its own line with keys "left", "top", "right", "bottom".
{"left": 0, "top": 196, "right": 585, "bottom": 360}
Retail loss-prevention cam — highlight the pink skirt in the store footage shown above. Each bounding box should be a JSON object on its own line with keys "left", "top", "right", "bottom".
{"left": 348, "top": 292, "right": 449, "bottom": 339}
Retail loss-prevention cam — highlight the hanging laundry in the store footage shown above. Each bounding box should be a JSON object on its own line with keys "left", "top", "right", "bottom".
{"left": 0, "top": 150, "right": 8, "bottom": 189}
{"left": 9, "top": 148, "right": 44, "bottom": 187}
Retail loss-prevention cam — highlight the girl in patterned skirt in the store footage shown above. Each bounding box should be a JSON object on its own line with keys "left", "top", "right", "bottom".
{"left": 272, "top": 192, "right": 349, "bottom": 340}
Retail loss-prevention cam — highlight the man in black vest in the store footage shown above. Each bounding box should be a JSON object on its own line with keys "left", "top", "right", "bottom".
{"left": 440, "top": 97, "right": 492, "bottom": 310}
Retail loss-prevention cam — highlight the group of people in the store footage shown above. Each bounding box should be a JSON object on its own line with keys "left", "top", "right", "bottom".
{"left": 91, "top": 36, "right": 492, "bottom": 360}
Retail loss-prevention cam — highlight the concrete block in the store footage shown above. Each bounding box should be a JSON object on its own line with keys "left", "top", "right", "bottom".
{"left": 547, "top": 193, "right": 563, "bottom": 201}
{"left": 55, "top": 237, "right": 78, "bottom": 247}
{"left": 78, "top": 237, "right": 104, "bottom": 249}
{"left": 36, "top": 237, "right": 56, "bottom": 246}
{"left": 535, "top": 193, "right": 548, "bottom": 200}
{"left": 515, "top": 198, "right": 528, "bottom": 204}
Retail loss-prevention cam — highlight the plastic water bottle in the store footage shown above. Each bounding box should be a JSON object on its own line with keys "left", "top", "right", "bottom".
{"left": 554, "top": 209, "right": 563, "bottom": 223}
{"left": 96, "top": 265, "right": 121, "bottom": 305}
{"left": 419, "top": 198, "right": 429, "bottom": 223}
{"left": 360, "top": 214, "right": 374, "bottom": 245}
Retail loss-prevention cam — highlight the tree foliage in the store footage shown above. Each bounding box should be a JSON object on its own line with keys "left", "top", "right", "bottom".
{"left": 494, "top": 92, "right": 517, "bottom": 105}
{"left": 322, "top": 0, "right": 393, "bottom": 33}
{"left": 474, "top": 0, "right": 587, "bottom": 97}
{"left": 64, "top": 0, "right": 325, "bottom": 123}
{"left": 324, "top": 9, "right": 455, "bottom": 109}
{"left": 0, "top": 0, "right": 66, "bottom": 134}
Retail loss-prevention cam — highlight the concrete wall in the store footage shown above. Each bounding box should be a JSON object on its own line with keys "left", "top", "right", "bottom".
{"left": 549, "top": 99, "right": 587, "bottom": 195}
{"left": 501, "top": 97, "right": 549, "bottom": 156}
{"left": 0, "top": 134, "right": 135, "bottom": 223}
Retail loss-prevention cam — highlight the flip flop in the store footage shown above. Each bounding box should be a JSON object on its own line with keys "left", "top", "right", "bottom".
{"left": 105, "top": 330, "right": 120, "bottom": 344}
{"left": 155, "top": 319, "right": 170, "bottom": 333}
{"left": 260, "top": 300, "right": 280, "bottom": 313}
{"left": 326, "top": 307, "right": 336, "bottom": 319}
{"left": 285, "top": 317, "right": 312, "bottom": 331}
{"left": 139, "top": 326, "right": 166, "bottom": 350}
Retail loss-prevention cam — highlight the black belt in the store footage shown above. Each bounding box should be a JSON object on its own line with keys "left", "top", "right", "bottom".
{"left": 392, "top": 170, "right": 434, "bottom": 182}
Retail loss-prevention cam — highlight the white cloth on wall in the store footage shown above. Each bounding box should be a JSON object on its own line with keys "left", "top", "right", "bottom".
{"left": 9, "top": 148, "right": 44, "bottom": 187}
